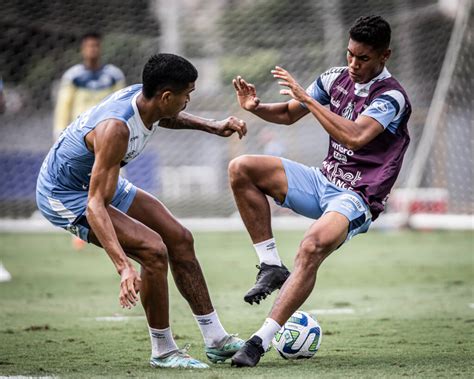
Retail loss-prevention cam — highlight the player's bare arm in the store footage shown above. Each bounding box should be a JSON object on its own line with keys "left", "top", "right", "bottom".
{"left": 272, "top": 66, "right": 384, "bottom": 150}
{"left": 159, "top": 112, "right": 248, "bottom": 139}
{"left": 85, "top": 119, "right": 141, "bottom": 309}
{"left": 232, "top": 75, "right": 308, "bottom": 125}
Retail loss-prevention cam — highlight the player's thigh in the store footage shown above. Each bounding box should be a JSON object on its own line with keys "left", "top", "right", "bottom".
{"left": 229, "top": 154, "right": 288, "bottom": 202}
{"left": 88, "top": 205, "right": 164, "bottom": 265}
{"left": 125, "top": 188, "right": 189, "bottom": 247}
{"left": 303, "top": 211, "right": 349, "bottom": 256}
{"left": 276, "top": 159, "right": 326, "bottom": 219}
{"left": 323, "top": 190, "right": 372, "bottom": 244}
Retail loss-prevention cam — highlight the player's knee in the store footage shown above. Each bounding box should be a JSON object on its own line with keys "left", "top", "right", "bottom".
{"left": 167, "top": 227, "right": 200, "bottom": 267}
{"left": 228, "top": 155, "right": 252, "bottom": 187}
{"left": 297, "top": 235, "right": 331, "bottom": 269}
{"left": 142, "top": 239, "right": 168, "bottom": 272}
{"left": 172, "top": 227, "right": 194, "bottom": 254}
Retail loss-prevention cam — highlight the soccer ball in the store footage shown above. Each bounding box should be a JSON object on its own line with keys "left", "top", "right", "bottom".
{"left": 272, "top": 310, "right": 322, "bottom": 359}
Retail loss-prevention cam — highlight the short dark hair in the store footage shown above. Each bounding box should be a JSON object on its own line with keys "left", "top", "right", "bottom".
{"left": 142, "top": 53, "right": 198, "bottom": 99}
{"left": 349, "top": 15, "right": 391, "bottom": 51}
{"left": 80, "top": 32, "right": 102, "bottom": 43}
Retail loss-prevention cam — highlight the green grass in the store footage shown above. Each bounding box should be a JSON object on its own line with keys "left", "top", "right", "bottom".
{"left": 0, "top": 230, "right": 473, "bottom": 378}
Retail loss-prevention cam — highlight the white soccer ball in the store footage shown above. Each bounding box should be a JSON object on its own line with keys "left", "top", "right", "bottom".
{"left": 272, "top": 310, "right": 322, "bottom": 359}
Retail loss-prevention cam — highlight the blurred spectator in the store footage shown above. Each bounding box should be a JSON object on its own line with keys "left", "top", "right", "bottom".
{"left": 0, "top": 77, "right": 6, "bottom": 114}
{"left": 53, "top": 32, "right": 126, "bottom": 140}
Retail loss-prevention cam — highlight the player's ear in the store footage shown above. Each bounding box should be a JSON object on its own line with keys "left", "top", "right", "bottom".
{"left": 159, "top": 90, "right": 173, "bottom": 103}
{"left": 381, "top": 48, "right": 391, "bottom": 63}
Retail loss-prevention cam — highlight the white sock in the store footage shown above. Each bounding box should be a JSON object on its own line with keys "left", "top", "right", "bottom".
{"left": 0, "top": 262, "right": 12, "bottom": 282}
{"left": 253, "top": 238, "right": 282, "bottom": 266}
{"left": 194, "top": 310, "right": 228, "bottom": 348}
{"left": 253, "top": 318, "right": 282, "bottom": 350}
{"left": 148, "top": 326, "right": 179, "bottom": 358}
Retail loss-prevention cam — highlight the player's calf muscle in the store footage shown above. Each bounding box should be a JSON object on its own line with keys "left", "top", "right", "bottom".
{"left": 170, "top": 259, "right": 213, "bottom": 312}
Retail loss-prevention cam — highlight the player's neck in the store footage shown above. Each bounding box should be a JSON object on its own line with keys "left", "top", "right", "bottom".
{"left": 136, "top": 93, "right": 162, "bottom": 129}
{"left": 361, "top": 65, "right": 385, "bottom": 84}
{"left": 84, "top": 59, "right": 101, "bottom": 71}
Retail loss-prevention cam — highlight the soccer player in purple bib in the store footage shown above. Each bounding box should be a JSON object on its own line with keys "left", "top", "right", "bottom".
{"left": 229, "top": 15, "right": 411, "bottom": 367}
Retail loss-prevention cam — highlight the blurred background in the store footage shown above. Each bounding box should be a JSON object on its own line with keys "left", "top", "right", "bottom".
{"left": 0, "top": 0, "right": 472, "bottom": 229}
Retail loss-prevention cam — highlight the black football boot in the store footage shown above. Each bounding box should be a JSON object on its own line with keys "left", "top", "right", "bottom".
{"left": 231, "top": 335, "right": 265, "bottom": 367}
{"left": 243, "top": 263, "right": 290, "bottom": 305}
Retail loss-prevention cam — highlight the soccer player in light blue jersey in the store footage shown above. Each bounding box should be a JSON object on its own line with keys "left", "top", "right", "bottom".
{"left": 229, "top": 16, "right": 411, "bottom": 367}
{"left": 53, "top": 32, "right": 126, "bottom": 251}
{"left": 37, "top": 53, "right": 247, "bottom": 369}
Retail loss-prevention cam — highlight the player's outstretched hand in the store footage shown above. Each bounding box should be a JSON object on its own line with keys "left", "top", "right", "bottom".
{"left": 271, "top": 66, "right": 308, "bottom": 103}
{"left": 233, "top": 76, "right": 260, "bottom": 111}
{"left": 119, "top": 265, "right": 141, "bottom": 309}
{"left": 215, "top": 116, "right": 248, "bottom": 139}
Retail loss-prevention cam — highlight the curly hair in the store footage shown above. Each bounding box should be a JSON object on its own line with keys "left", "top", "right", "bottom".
{"left": 349, "top": 15, "right": 391, "bottom": 51}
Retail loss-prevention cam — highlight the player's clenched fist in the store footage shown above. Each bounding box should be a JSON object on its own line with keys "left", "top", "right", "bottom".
{"left": 215, "top": 116, "right": 247, "bottom": 139}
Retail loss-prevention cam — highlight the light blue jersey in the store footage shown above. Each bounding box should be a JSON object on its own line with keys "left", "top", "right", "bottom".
{"left": 37, "top": 84, "right": 157, "bottom": 241}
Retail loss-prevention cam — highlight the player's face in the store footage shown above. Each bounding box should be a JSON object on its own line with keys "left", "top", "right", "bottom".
{"left": 167, "top": 82, "right": 195, "bottom": 116}
{"left": 81, "top": 38, "right": 101, "bottom": 62}
{"left": 346, "top": 39, "right": 390, "bottom": 84}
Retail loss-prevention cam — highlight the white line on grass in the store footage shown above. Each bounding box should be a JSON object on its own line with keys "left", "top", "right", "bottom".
{"left": 93, "top": 315, "right": 146, "bottom": 322}
{"left": 307, "top": 308, "right": 356, "bottom": 315}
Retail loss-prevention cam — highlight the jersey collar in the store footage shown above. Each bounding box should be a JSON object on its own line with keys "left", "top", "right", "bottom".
{"left": 353, "top": 67, "right": 391, "bottom": 97}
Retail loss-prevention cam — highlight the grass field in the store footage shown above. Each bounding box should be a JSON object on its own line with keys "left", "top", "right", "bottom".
{"left": 0, "top": 230, "right": 473, "bottom": 378}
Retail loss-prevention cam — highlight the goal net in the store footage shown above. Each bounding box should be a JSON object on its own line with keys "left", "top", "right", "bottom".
{"left": 0, "top": 0, "right": 472, "bottom": 230}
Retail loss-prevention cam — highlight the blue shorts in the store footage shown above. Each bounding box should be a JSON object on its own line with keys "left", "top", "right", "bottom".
{"left": 277, "top": 158, "right": 372, "bottom": 242}
{"left": 36, "top": 176, "right": 137, "bottom": 242}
